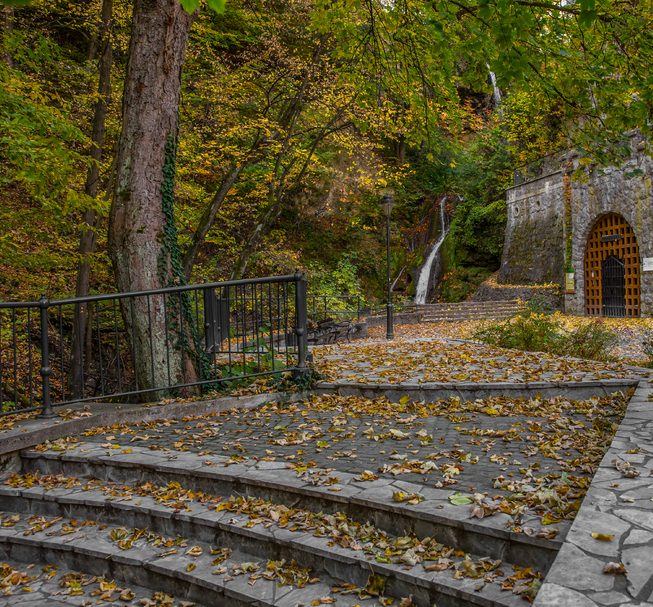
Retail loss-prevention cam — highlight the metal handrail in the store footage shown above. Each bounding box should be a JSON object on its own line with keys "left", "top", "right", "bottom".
{"left": 0, "top": 274, "right": 309, "bottom": 418}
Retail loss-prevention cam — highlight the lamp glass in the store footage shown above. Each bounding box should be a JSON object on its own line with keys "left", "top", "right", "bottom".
{"left": 380, "top": 196, "right": 395, "bottom": 217}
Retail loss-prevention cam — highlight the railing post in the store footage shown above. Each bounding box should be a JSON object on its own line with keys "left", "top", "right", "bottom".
{"left": 36, "top": 295, "right": 56, "bottom": 418}
{"left": 294, "top": 271, "right": 308, "bottom": 376}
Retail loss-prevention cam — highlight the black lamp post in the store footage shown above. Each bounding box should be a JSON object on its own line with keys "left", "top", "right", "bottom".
{"left": 380, "top": 194, "right": 395, "bottom": 340}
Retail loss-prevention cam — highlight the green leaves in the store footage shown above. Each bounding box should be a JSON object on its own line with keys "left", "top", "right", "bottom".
{"left": 178, "top": 0, "right": 200, "bottom": 12}
{"left": 0, "top": 0, "right": 32, "bottom": 6}
{"left": 578, "top": 0, "right": 598, "bottom": 28}
{"left": 177, "top": 0, "right": 226, "bottom": 14}
{"left": 448, "top": 493, "right": 473, "bottom": 506}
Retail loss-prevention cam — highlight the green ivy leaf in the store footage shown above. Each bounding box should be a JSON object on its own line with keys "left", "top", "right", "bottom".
{"left": 177, "top": 0, "right": 200, "bottom": 13}
{"left": 206, "top": 0, "right": 227, "bottom": 13}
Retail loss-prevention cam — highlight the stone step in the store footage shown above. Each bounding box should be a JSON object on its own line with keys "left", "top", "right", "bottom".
{"left": 0, "top": 493, "right": 527, "bottom": 606}
{"left": 420, "top": 313, "right": 519, "bottom": 323}
{"left": 0, "top": 558, "right": 201, "bottom": 606}
{"left": 415, "top": 301, "right": 524, "bottom": 311}
{"left": 19, "top": 447, "right": 561, "bottom": 575}
{"left": 0, "top": 512, "right": 359, "bottom": 607}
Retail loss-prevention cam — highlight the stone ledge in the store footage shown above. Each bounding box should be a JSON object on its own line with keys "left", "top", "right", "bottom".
{"left": 0, "top": 391, "right": 309, "bottom": 458}
{"left": 315, "top": 379, "right": 639, "bottom": 403}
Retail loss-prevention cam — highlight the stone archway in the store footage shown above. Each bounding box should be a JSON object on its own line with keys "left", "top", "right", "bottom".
{"left": 584, "top": 213, "right": 640, "bottom": 317}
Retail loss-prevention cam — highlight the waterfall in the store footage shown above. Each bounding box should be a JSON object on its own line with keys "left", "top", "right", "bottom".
{"left": 488, "top": 68, "right": 502, "bottom": 112}
{"left": 414, "top": 195, "right": 449, "bottom": 305}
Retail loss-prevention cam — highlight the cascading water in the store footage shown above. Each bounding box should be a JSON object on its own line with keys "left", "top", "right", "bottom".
{"left": 414, "top": 195, "right": 449, "bottom": 305}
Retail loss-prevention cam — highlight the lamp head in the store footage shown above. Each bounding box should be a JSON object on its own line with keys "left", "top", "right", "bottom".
{"left": 380, "top": 194, "right": 395, "bottom": 217}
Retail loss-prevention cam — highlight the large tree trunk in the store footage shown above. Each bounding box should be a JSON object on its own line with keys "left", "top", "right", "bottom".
{"left": 69, "top": 0, "right": 113, "bottom": 400}
{"left": 108, "top": 0, "right": 196, "bottom": 399}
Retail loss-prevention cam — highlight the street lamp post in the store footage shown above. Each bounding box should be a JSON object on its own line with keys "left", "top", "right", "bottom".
{"left": 380, "top": 194, "right": 395, "bottom": 340}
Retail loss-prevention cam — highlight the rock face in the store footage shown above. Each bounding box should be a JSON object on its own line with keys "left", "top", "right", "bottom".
{"left": 499, "top": 140, "right": 653, "bottom": 317}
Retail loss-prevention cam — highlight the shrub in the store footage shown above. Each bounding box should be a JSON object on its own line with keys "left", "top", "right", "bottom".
{"left": 473, "top": 312, "right": 560, "bottom": 353}
{"left": 559, "top": 320, "right": 618, "bottom": 362}
{"left": 474, "top": 313, "right": 618, "bottom": 361}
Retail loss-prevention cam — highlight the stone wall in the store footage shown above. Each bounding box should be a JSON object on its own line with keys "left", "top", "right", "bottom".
{"left": 565, "top": 148, "right": 653, "bottom": 317}
{"left": 471, "top": 281, "right": 563, "bottom": 310}
{"left": 501, "top": 141, "right": 653, "bottom": 318}
{"left": 499, "top": 172, "right": 566, "bottom": 286}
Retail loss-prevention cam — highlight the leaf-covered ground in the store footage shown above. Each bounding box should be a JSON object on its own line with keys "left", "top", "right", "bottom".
{"left": 312, "top": 338, "right": 641, "bottom": 385}
{"left": 367, "top": 315, "right": 653, "bottom": 366}
{"left": 33, "top": 388, "right": 633, "bottom": 538}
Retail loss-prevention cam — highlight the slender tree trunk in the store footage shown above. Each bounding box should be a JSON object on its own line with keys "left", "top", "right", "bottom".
{"left": 69, "top": 0, "right": 114, "bottom": 400}
{"left": 396, "top": 136, "right": 406, "bottom": 166}
{"left": 108, "top": 0, "right": 196, "bottom": 399}
{"left": 182, "top": 161, "right": 251, "bottom": 281}
{"left": 2, "top": 7, "right": 14, "bottom": 68}
{"left": 230, "top": 198, "right": 284, "bottom": 280}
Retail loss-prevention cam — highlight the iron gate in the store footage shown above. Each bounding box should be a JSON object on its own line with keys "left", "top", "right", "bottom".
{"left": 602, "top": 254, "right": 626, "bottom": 317}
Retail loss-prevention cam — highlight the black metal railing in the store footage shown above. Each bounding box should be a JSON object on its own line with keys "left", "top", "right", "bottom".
{"left": 0, "top": 273, "right": 308, "bottom": 418}
{"left": 307, "top": 295, "right": 362, "bottom": 323}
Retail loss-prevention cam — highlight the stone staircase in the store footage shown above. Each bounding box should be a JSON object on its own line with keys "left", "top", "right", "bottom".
{"left": 417, "top": 300, "right": 526, "bottom": 323}
{"left": 0, "top": 444, "right": 553, "bottom": 607}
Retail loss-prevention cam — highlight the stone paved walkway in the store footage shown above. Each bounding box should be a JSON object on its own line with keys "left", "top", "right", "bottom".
{"left": 312, "top": 338, "right": 645, "bottom": 385}
{"left": 62, "top": 390, "right": 631, "bottom": 545}
{"left": 1, "top": 332, "right": 652, "bottom": 606}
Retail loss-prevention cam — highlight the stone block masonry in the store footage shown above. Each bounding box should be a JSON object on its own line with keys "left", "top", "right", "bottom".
{"left": 500, "top": 137, "right": 653, "bottom": 317}
{"left": 500, "top": 171, "right": 565, "bottom": 287}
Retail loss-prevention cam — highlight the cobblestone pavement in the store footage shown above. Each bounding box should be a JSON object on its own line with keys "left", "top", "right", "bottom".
{"left": 0, "top": 560, "right": 197, "bottom": 606}
{"left": 533, "top": 379, "right": 653, "bottom": 607}
{"left": 51, "top": 389, "right": 631, "bottom": 541}
{"left": 311, "top": 338, "right": 644, "bottom": 385}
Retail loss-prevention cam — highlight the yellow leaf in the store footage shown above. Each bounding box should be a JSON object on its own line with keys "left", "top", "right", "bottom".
{"left": 591, "top": 532, "right": 614, "bottom": 542}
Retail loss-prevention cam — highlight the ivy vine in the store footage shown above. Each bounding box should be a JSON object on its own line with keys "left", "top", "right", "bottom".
{"left": 563, "top": 161, "right": 573, "bottom": 270}
{"left": 158, "top": 134, "right": 214, "bottom": 386}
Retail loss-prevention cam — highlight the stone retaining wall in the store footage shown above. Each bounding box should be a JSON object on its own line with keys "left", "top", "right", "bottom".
{"left": 471, "top": 282, "right": 563, "bottom": 310}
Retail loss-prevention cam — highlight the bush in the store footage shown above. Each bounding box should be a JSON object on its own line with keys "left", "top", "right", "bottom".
{"left": 473, "top": 312, "right": 560, "bottom": 353}
{"left": 473, "top": 312, "right": 618, "bottom": 361}
{"left": 560, "top": 321, "right": 619, "bottom": 361}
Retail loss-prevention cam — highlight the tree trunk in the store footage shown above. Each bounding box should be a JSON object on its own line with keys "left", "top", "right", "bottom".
{"left": 69, "top": 0, "right": 114, "bottom": 400}
{"left": 108, "top": 0, "right": 196, "bottom": 399}
{"left": 182, "top": 161, "right": 251, "bottom": 281}
{"left": 396, "top": 136, "right": 406, "bottom": 166}
{"left": 2, "top": 7, "right": 14, "bottom": 68}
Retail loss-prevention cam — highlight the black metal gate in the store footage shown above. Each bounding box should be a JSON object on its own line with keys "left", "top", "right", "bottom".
{"left": 602, "top": 255, "right": 626, "bottom": 317}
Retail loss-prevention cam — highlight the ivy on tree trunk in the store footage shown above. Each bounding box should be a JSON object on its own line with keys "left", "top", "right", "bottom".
{"left": 108, "top": 0, "right": 197, "bottom": 400}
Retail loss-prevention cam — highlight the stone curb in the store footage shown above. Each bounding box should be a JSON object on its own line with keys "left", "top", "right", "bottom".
{"left": 0, "top": 504, "right": 522, "bottom": 607}
{"left": 533, "top": 378, "right": 653, "bottom": 607}
{"left": 20, "top": 443, "right": 562, "bottom": 573}
{"left": 315, "top": 379, "right": 639, "bottom": 403}
{"left": 0, "top": 391, "right": 310, "bottom": 458}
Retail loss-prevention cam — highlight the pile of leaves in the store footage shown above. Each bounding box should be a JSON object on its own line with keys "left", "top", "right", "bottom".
{"left": 313, "top": 338, "right": 633, "bottom": 384}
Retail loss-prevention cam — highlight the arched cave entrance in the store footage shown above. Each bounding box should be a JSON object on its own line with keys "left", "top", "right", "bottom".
{"left": 584, "top": 213, "right": 640, "bottom": 317}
